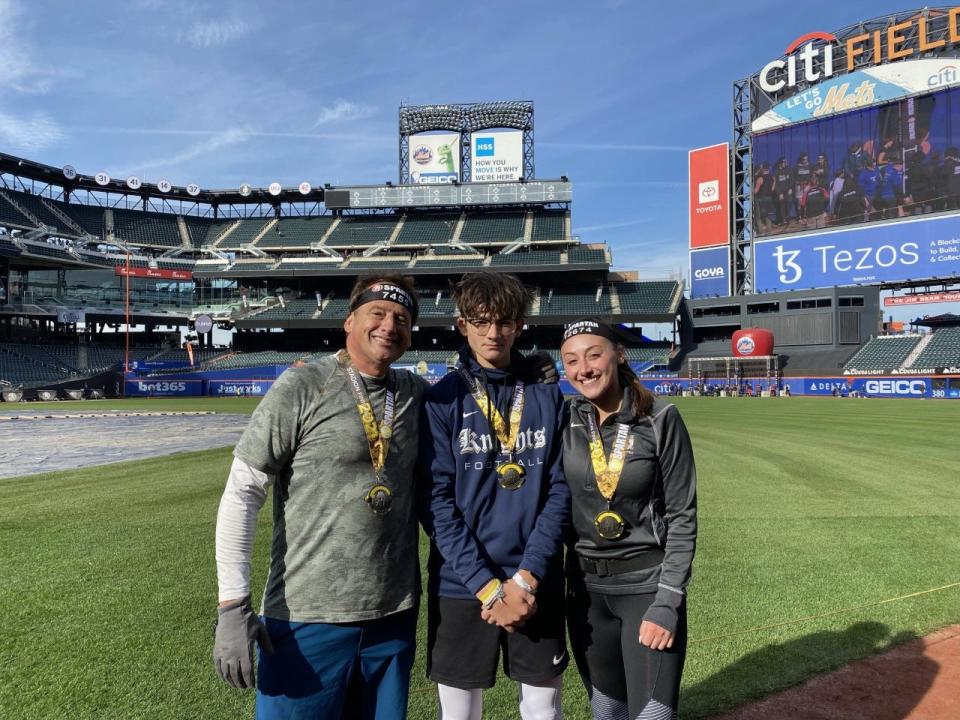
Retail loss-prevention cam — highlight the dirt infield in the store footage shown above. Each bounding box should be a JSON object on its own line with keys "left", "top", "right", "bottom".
{"left": 0, "top": 412, "right": 248, "bottom": 479}
{"left": 712, "top": 624, "right": 960, "bottom": 720}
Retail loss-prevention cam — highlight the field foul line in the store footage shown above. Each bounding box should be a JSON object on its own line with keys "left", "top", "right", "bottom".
{"left": 692, "top": 581, "right": 960, "bottom": 644}
{"left": 0, "top": 411, "right": 217, "bottom": 421}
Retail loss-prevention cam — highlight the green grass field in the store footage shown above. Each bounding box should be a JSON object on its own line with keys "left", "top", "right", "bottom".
{"left": 2, "top": 396, "right": 959, "bottom": 719}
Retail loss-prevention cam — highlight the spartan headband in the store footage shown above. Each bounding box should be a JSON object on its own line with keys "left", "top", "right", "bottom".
{"left": 350, "top": 282, "right": 418, "bottom": 322}
{"left": 562, "top": 319, "right": 620, "bottom": 345}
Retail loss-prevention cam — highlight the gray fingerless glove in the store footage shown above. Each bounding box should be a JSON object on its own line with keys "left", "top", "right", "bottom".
{"left": 641, "top": 584, "right": 685, "bottom": 635}
{"left": 213, "top": 597, "right": 274, "bottom": 689}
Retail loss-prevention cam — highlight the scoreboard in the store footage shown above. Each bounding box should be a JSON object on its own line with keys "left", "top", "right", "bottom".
{"left": 324, "top": 180, "right": 571, "bottom": 209}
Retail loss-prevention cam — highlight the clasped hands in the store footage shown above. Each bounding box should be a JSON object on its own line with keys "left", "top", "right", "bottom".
{"left": 480, "top": 579, "right": 537, "bottom": 632}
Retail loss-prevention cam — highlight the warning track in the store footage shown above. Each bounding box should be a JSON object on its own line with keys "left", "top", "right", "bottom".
{"left": 0, "top": 412, "right": 248, "bottom": 479}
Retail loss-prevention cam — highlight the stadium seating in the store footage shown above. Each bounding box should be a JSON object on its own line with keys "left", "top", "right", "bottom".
{"left": 393, "top": 214, "right": 459, "bottom": 245}
{"left": 0, "top": 194, "right": 33, "bottom": 227}
{"left": 458, "top": 211, "right": 526, "bottom": 244}
{"left": 430, "top": 245, "right": 479, "bottom": 256}
{"left": 113, "top": 209, "right": 182, "bottom": 248}
{"left": 257, "top": 216, "right": 335, "bottom": 248}
{"left": 206, "top": 350, "right": 314, "bottom": 370}
{"left": 530, "top": 210, "right": 566, "bottom": 241}
{"left": 229, "top": 259, "right": 278, "bottom": 272}
{"left": 568, "top": 246, "right": 607, "bottom": 265}
{"left": 490, "top": 250, "right": 560, "bottom": 266}
{"left": 397, "top": 350, "right": 458, "bottom": 364}
{"left": 51, "top": 199, "right": 106, "bottom": 238}
{"left": 615, "top": 281, "right": 680, "bottom": 314}
{"left": 251, "top": 299, "right": 319, "bottom": 320}
{"left": 415, "top": 257, "right": 489, "bottom": 268}
{"left": 624, "top": 347, "right": 671, "bottom": 365}
{"left": 416, "top": 289, "right": 457, "bottom": 318}
{"left": 539, "top": 285, "right": 612, "bottom": 315}
{"left": 217, "top": 218, "right": 272, "bottom": 248}
{"left": 907, "top": 327, "right": 960, "bottom": 369}
{"left": 20, "top": 241, "right": 75, "bottom": 261}
{"left": 843, "top": 335, "right": 922, "bottom": 373}
{"left": 6, "top": 192, "right": 74, "bottom": 236}
{"left": 183, "top": 217, "right": 235, "bottom": 247}
{"left": 324, "top": 216, "right": 398, "bottom": 247}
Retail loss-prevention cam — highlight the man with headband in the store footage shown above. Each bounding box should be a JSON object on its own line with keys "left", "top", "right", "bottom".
{"left": 213, "top": 274, "right": 425, "bottom": 719}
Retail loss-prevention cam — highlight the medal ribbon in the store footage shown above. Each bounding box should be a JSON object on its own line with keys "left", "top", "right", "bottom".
{"left": 457, "top": 368, "right": 525, "bottom": 455}
{"left": 586, "top": 413, "right": 629, "bottom": 501}
{"left": 336, "top": 350, "right": 396, "bottom": 477}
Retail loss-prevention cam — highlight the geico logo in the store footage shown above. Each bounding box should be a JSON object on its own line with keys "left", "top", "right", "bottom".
{"left": 864, "top": 380, "right": 926, "bottom": 395}
{"left": 694, "top": 267, "right": 725, "bottom": 279}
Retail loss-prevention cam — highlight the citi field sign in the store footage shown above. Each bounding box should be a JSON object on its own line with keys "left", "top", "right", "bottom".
{"left": 753, "top": 9, "right": 960, "bottom": 132}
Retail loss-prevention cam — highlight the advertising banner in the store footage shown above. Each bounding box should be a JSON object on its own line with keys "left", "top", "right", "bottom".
{"left": 753, "top": 59, "right": 960, "bottom": 132}
{"left": 114, "top": 266, "right": 193, "bottom": 281}
{"left": 471, "top": 129, "right": 524, "bottom": 182}
{"left": 753, "top": 213, "right": 960, "bottom": 292}
{"left": 689, "top": 245, "right": 731, "bottom": 299}
{"left": 124, "top": 378, "right": 204, "bottom": 396}
{"left": 409, "top": 132, "right": 460, "bottom": 184}
{"left": 56, "top": 308, "right": 85, "bottom": 324}
{"left": 208, "top": 379, "right": 274, "bottom": 396}
{"left": 689, "top": 144, "right": 730, "bottom": 249}
{"left": 884, "top": 290, "right": 960, "bottom": 306}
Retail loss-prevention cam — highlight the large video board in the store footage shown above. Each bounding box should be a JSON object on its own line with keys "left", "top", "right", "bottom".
{"left": 753, "top": 83, "right": 960, "bottom": 240}
{"left": 753, "top": 213, "right": 960, "bottom": 293}
{"left": 472, "top": 129, "right": 523, "bottom": 182}
{"left": 408, "top": 132, "right": 461, "bottom": 185}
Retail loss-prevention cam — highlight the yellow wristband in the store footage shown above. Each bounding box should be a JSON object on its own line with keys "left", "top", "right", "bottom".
{"left": 477, "top": 579, "right": 502, "bottom": 607}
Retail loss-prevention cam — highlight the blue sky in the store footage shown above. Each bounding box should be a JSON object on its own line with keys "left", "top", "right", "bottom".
{"left": 2, "top": 0, "right": 954, "bottom": 323}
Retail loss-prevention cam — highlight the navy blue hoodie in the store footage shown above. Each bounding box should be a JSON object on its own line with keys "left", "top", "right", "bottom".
{"left": 418, "top": 347, "right": 570, "bottom": 600}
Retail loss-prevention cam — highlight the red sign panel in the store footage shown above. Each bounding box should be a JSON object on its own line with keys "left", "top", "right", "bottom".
{"left": 884, "top": 291, "right": 960, "bottom": 306}
{"left": 114, "top": 265, "right": 193, "bottom": 281}
{"left": 689, "top": 143, "right": 730, "bottom": 249}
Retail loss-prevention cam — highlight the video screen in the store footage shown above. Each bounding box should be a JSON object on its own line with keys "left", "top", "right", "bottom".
{"left": 752, "top": 84, "right": 960, "bottom": 237}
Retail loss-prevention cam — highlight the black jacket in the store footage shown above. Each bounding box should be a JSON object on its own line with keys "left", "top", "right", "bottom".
{"left": 563, "top": 387, "right": 697, "bottom": 632}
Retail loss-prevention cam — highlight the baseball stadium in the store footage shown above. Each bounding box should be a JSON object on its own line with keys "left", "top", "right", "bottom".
{"left": 2, "top": 5, "right": 960, "bottom": 720}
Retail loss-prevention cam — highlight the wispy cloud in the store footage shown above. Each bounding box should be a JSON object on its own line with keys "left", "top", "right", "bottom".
{"left": 0, "top": 111, "right": 64, "bottom": 151}
{"left": 179, "top": 17, "right": 252, "bottom": 48}
{"left": 541, "top": 142, "right": 688, "bottom": 152}
{"left": 0, "top": 0, "right": 67, "bottom": 94}
{"left": 125, "top": 127, "right": 252, "bottom": 173}
{"left": 573, "top": 218, "right": 652, "bottom": 234}
{"left": 313, "top": 99, "right": 376, "bottom": 127}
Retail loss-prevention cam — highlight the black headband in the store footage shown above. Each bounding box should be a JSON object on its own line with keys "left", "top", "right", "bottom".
{"left": 350, "top": 282, "right": 418, "bottom": 322}
{"left": 561, "top": 319, "right": 620, "bottom": 345}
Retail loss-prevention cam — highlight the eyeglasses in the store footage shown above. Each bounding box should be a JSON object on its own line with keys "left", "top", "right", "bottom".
{"left": 465, "top": 317, "right": 519, "bottom": 335}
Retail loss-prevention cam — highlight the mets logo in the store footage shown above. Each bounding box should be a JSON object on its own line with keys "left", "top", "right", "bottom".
{"left": 412, "top": 145, "right": 433, "bottom": 165}
{"left": 737, "top": 336, "right": 756, "bottom": 355}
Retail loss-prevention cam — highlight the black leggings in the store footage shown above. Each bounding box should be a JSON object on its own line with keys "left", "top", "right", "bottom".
{"left": 568, "top": 589, "right": 687, "bottom": 720}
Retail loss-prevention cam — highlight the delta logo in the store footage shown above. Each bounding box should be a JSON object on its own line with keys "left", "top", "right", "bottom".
{"left": 412, "top": 145, "right": 433, "bottom": 165}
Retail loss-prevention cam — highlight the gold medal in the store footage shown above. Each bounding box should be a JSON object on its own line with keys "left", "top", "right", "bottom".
{"left": 496, "top": 462, "right": 526, "bottom": 490}
{"left": 365, "top": 484, "right": 393, "bottom": 515}
{"left": 594, "top": 510, "right": 625, "bottom": 540}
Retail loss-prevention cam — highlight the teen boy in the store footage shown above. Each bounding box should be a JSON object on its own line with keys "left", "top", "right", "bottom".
{"left": 418, "top": 272, "right": 570, "bottom": 720}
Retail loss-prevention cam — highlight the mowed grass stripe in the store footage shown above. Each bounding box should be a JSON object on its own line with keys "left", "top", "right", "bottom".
{"left": 0, "top": 397, "right": 958, "bottom": 718}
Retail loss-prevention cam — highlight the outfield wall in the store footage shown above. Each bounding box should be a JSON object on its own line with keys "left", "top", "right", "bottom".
{"left": 126, "top": 365, "right": 960, "bottom": 399}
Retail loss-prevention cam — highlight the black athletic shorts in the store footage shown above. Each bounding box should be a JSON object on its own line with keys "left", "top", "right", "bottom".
{"left": 567, "top": 588, "right": 687, "bottom": 719}
{"left": 426, "top": 594, "right": 568, "bottom": 689}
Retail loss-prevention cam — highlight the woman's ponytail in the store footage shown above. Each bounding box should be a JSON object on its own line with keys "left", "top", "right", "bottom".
{"left": 616, "top": 348, "right": 655, "bottom": 417}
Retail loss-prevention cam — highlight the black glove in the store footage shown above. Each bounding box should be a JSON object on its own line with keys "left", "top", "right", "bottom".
{"left": 522, "top": 350, "right": 559, "bottom": 384}
{"left": 213, "top": 597, "right": 274, "bottom": 689}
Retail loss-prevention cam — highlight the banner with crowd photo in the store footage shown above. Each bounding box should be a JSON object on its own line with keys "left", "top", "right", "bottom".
{"left": 408, "top": 132, "right": 460, "bottom": 184}
{"left": 752, "top": 82, "right": 960, "bottom": 239}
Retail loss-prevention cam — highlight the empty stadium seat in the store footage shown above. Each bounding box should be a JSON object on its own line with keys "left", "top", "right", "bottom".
{"left": 907, "top": 327, "right": 960, "bottom": 369}
{"left": 843, "top": 335, "right": 923, "bottom": 373}
{"left": 458, "top": 211, "right": 525, "bottom": 244}
{"left": 324, "top": 216, "right": 398, "bottom": 247}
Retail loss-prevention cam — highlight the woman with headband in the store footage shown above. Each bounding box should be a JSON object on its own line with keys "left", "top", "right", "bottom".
{"left": 560, "top": 320, "right": 698, "bottom": 720}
